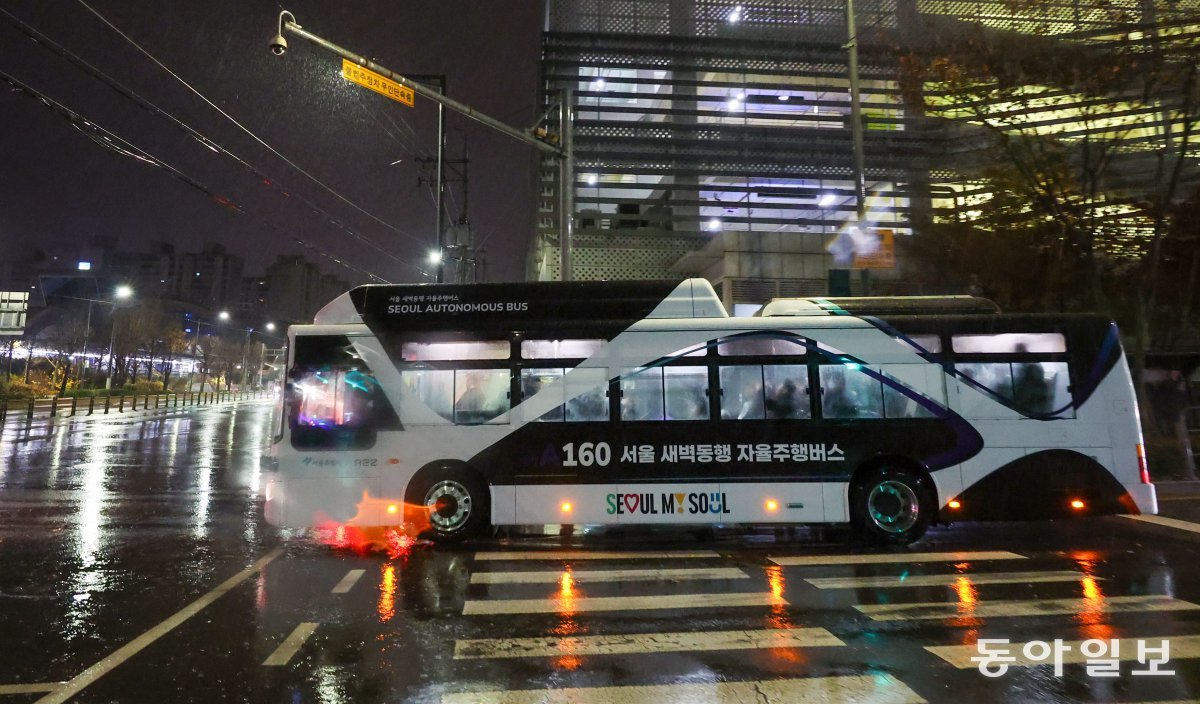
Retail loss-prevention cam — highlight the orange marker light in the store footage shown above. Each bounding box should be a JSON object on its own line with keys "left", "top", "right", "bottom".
{"left": 765, "top": 499, "right": 779, "bottom": 512}
{"left": 561, "top": 502, "right": 573, "bottom": 513}
{"left": 948, "top": 500, "right": 961, "bottom": 509}
{"left": 386, "top": 504, "right": 399, "bottom": 515}
{"left": 1070, "top": 499, "right": 1086, "bottom": 510}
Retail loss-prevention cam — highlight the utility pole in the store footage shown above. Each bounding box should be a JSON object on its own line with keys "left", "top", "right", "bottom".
{"left": 845, "top": 0, "right": 870, "bottom": 295}
{"left": 272, "top": 13, "right": 571, "bottom": 281}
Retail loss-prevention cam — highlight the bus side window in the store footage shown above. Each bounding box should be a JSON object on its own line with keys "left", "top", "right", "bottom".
{"left": 521, "top": 368, "right": 565, "bottom": 422}
{"left": 454, "top": 369, "right": 510, "bottom": 425}
{"left": 763, "top": 364, "right": 811, "bottom": 419}
{"left": 664, "top": 367, "right": 708, "bottom": 420}
{"left": 719, "top": 365, "right": 765, "bottom": 420}
{"left": 620, "top": 368, "right": 665, "bottom": 421}
{"left": 565, "top": 367, "right": 609, "bottom": 421}
{"left": 957, "top": 362, "right": 1014, "bottom": 400}
{"left": 819, "top": 365, "right": 884, "bottom": 419}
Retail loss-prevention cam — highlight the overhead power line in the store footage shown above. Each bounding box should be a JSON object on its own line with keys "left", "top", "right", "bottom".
{"left": 74, "top": 0, "right": 436, "bottom": 256}
{"left": 0, "top": 5, "right": 431, "bottom": 279}
{"left": 0, "top": 67, "right": 390, "bottom": 284}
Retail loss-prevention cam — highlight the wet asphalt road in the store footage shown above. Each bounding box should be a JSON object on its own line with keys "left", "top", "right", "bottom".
{"left": 3, "top": 401, "right": 1200, "bottom": 703}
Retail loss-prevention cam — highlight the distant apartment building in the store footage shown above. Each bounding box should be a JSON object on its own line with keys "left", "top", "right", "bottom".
{"left": 173, "top": 244, "right": 244, "bottom": 311}
{"left": 263, "top": 255, "right": 349, "bottom": 324}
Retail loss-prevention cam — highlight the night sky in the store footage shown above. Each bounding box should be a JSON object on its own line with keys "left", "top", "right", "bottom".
{"left": 0, "top": 0, "right": 542, "bottom": 284}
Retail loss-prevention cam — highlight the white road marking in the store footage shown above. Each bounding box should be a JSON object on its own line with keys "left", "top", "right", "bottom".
{"left": 806, "top": 570, "right": 1089, "bottom": 590}
{"left": 770, "top": 550, "right": 1026, "bottom": 567}
{"left": 470, "top": 567, "right": 747, "bottom": 584}
{"left": 0, "top": 683, "right": 64, "bottom": 695}
{"left": 262, "top": 622, "right": 320, "bottom": 667}
{"left": 331, "top": 569, "right": 366, "bottom": 594}
{"left": 856, "top": 594, "right": 1200, "bottom": 621}
{"left": 463, "top": 591, "right": 786, "bottom": 616}
{"left": 473, "top": 550, "right": 719, "bottom": 561}
{"left": 454, "top": 626, "right": 843, "bottom": 659}
{"left": 928, "top": 634, "right": 1200, "bottom": 668}
{"left": 35, "top": 548, "right": 283, "bottom": 704}
{"left": 441, "top": 674, "right": 927, "bottom": 704}
{"left": 1123, "top": 513, "right": 1200, "bottom": 534}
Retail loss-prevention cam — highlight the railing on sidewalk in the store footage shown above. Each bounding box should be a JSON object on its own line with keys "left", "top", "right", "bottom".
{"left": 0, "top": 389, "right": 271, "bottom": 426}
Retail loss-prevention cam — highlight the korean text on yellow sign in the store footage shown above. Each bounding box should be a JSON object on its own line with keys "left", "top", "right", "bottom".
{"left": 341, "top": 59, "right": 414, "bottom": 107}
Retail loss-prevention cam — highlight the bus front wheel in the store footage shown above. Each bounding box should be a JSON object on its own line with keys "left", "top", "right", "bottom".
{"left": 419, "top": 469, "right": 489, "bottom": 543}
{"left": 852, "top": 466, "right": 931, "bottom": 545}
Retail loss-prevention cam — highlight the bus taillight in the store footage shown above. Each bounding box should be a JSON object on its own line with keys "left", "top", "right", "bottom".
{"left": 1136, "top": 443, "right": 1150, "bottom": 484}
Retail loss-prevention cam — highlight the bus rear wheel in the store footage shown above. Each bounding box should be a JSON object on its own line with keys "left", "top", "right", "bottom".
{"left": 419, "top": 470, "right": 489, "bottom": 543}
{"left": 852, "top": 466, "right": 931, "bottom": 545}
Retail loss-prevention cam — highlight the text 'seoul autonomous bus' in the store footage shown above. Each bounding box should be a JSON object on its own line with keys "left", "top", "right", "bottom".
{"left": 265, "top": 279, "right": 1156, "bottom": 545}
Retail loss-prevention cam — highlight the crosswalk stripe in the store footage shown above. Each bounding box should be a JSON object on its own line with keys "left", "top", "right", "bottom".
{"left": 454, "top": 626, "right": 843, "bottom": 660}
{"left": 262, "top": 622, "right": 319, "bottom": 667}
{"left": 770, "top": 550, "right": 1026, "bottom": 567}
{"left": 474, "top": 550, "right": 719, "bottom": 561}
{"left": 806, "top": 570, "right": 1088, "bottom": 590}
{"left": 927, "top": 634, "right": 1200, "bottom": 668}
{"left": 463, "top": 592, "right": 786, "bottom": 616}
{"left": 470, "top": 567, "right": 747, "bottom": 584}
{"left": 856, "top": 595, "right": 1200, "bottom": 621}
{"left": 440, "top": 673, "right": 926, "bottom": 704}
{"left": 331, "top": 569, "right": 366, "bottom": 594}
{"left": 1123, "top": 513, "right": 1200, "bottom": 535}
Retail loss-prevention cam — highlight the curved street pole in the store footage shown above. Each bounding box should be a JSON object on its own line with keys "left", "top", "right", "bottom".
{"left": 274, "top": 13, "right": 573, "bottom": 281}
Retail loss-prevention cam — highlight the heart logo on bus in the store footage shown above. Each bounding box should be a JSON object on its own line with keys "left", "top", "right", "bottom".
{"left": 623, "top": 494, "right": 640, "bottom": 513}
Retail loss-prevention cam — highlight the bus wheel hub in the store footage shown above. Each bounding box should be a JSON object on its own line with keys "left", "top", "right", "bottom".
{"left": 425, "top": 480, "right": 472, "bottom": 530}
{"left": 867, "top": 480, "right": 917, "bottom": 533}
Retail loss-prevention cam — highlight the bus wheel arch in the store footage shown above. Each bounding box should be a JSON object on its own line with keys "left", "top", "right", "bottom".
{"left": 849, "top": 455, "right": 935, "bottom": 545}
{"left": 406, "top": 461, "right": 490, "bottom": 543}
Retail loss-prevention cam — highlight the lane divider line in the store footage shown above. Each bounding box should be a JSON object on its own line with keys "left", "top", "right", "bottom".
{"left": 262, "top": 623, "right": 320, "bottom": 667}
{"left": 770, "top": 551, "right": 1026, "bottom": 567}
{"left": 440, "top": 673, "right": 927, "bottom": 704}
{"left": 331, "top": 569, "right": 366, "bottom": 594}
{"left": 454, "top": 626, "right": 844, "bottom": 660}
{"left": 35, "top": 547, "right": 284, "bottom": 704}
{"left": 1123, "top": 514, "right": 1200, "bottom": 534}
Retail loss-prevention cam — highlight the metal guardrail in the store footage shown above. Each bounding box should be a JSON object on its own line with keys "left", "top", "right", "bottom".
{"left": 0, "top": 390, "right": 269, "bottom": 426}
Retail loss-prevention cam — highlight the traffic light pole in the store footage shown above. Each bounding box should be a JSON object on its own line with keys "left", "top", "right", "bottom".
{"left": 275, "top": 14, "right": 574, "bottom": 280}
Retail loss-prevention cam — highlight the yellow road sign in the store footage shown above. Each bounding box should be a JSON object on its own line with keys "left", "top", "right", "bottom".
{"left": 853, "top": 228, "right": 896, "bottom": 270}
{"left": 341, "top": 59, "right": 413, "bottom": 107}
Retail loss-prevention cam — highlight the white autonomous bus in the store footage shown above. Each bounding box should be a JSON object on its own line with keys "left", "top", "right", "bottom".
{"left": 264, "top": 278, "right": 1156, "bottom": 545}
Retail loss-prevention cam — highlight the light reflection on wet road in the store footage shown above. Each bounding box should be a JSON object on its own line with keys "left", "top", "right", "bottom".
{"left": 2, "top": 402, "right": 1200, "bottom": 703}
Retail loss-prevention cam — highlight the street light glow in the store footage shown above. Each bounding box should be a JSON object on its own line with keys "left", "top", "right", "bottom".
{"left": 115, "top": 285, "right": 133, "bottom": 300}
{"left": 428, "top": 250, "right": 443, "bottom": 265}
{"left": 819, "top": 194, "right": 837, "bottom": 207}
{"left": 707, "top": 218, "right": 722, "bottom": 231}
{"left": 265, "top": 322, "right": 276, "bottom": 332}
{"left": 218, "top": 310, "right": 231, "bottom": 321}
{"left": 586, "top": 174, "right": 599, "bottom": 186}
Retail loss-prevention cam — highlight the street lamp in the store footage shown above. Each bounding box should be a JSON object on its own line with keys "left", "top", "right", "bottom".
{"left": 265, "top": 322, "right": 276, "bottom": 332}
{"left": 218, "top": 310, "right": 231, "bottom": 321}
{"left": 105, "top": 285, "right": 134, "bottom": 390}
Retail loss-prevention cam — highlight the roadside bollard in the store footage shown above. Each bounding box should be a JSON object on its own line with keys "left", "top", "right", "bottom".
{"left": 70, "top": 397, "right": 78, "bottom": 416}
{"left": 104, "top": 395, "right": 110, "bottom": 414}
{"left": 118, "top": 395, "right": 124, "bottom": 412}
{"left": 26, "top": 400, "right": 34, "bottom": 423}
{"left": 50, "top": 397, "right": 58, "bottom": 418}
{"left": 88, "top": 396, "right": 95, "bottom": 416}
